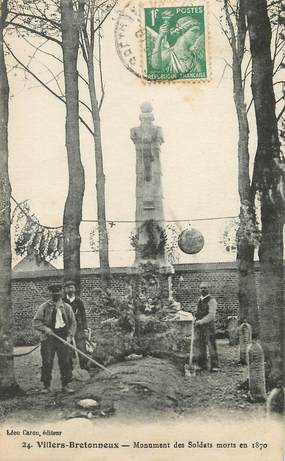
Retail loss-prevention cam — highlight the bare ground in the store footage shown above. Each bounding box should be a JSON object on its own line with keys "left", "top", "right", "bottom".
{"left": 0, "top": 340, "right": 266, "bottom": 423}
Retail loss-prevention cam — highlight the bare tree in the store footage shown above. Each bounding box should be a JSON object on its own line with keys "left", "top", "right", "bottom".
{"left": 60, "top": 0, "right": 85, "bottom": 287}
{"left": 0, "top": 0, "right": 19, "bottom": 396}
{"left": 221, "top": 1, "right": 285, "bottom": 357}
{"left": 222, "top": 0, "right": 259, "bottom": 332}
{"left": 245, "top": 0, "right": 284, "bottom": 386}
{"left": 79, "top": 1, "right": 116, "bottom": 287}
{"left": 6, "top": 0, "right": 115, "bottom": 287}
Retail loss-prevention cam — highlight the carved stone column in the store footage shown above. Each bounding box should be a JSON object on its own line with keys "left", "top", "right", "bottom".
{"left": 130, "top": 102, "right": 168, "bottom": 267}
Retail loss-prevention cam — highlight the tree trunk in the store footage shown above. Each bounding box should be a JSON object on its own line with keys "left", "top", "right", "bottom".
{"left": 246, "top": 0, "right": 284, "bottom": 386}
{"left": 225, "top": 0, "right": 259, "bottom": 333}
{"left": 234, "top": 78, "right": 259, "bottom": 332}
{"left": 61, "top": 0, "right": 85, "bottom": 289}
{"left": 86, "top": 49, "right": 110, "bottom": 288}
{"left": 0, "top": 0, "right": 19, "bottom": 396}
{"left": 237, "top": 236, "right": 258, "bottom": 329}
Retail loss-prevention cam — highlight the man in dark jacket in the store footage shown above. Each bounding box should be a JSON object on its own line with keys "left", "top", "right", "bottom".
{"left": 193, "top": 281, "right": 220, "bottom": 372}
{"left": 63, "top": 281, "right": 89, "bottom": 370}
{"left": 33, "top": 284, "right": 76, "bottom": 394}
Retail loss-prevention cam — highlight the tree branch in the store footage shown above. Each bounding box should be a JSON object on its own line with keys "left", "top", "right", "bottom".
{"left": 93, "top": 1, "right": 117, "bottom": 34}
{"left": 242, "top": 56, "right": 252, "bottom": 88}
{"left": 246, "top": 97, "right": 254, "bottom": 114}
{"left": 275, "top": 94, "right": 284, "bottom": 104}
{"left": 8, "top": 10, "right": 60, "bottom": 29}
{"left": 98, "top": 30, "right": 105, "bottom": 110}
{"left": 6, "top": 20, "right": 62, "bottom": 46}
{"left": 224, "top": 0, "right": 238, "bottom": 59}
{"left": 237, "top": 0, "right": 247, "bottom": 62}
{"left": 5, "top": 41, "right": 94, "bottom": 136}
{"left": 20, "top": 32, "right": 89, "bottom": 89}
{"left": 218, "top": 60, "right": 231, "bottom": 87}
{"left": 21, "top": 33, "right": 63, "bottom": 65}
{"left": 277, "top": 104, "right": 285, "bottom": 122}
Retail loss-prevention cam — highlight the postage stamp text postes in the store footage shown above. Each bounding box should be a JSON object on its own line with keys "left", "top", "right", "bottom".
{"left": 143, "top": 3, "right": 208, "bottom": 82}
{"left": 115, "top": 0, "right": 209, "bottom": 84}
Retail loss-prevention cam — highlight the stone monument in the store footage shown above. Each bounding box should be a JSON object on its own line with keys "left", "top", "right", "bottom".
{"left": 130, "top": 102, "right": 168, "bottom": 267}
{"left": 129, "top": 103, "right": 193, "bottom": 353}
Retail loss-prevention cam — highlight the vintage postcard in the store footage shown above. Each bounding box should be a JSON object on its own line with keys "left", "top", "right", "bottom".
{"left": 0, "top": 0, "right": 284, "bottom": 460}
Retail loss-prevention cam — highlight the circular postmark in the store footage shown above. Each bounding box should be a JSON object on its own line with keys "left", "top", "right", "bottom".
{"left": 114, "top": 1, "right": 145, "bottom": 78}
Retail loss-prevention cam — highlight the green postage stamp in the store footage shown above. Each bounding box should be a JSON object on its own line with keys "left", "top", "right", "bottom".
{"left": 142, "top": 3, "right": 208, "bottom": 82}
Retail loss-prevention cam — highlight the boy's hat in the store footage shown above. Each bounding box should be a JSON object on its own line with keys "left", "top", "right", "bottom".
{"left": 48, "top": 283, "right": 62, "bottom": 293}
{"left": 64, "top": 280, "right": 76, "bottom": 288}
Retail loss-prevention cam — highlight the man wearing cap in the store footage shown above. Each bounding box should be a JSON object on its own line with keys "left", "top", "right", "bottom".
{"left": 63, "top": 281, "right": 89, "bottom": 370}
{"left": 33, "top": 284, "right": 76, "bottom": 393}
{"left": 193, "top": 281, "right": 220, "bottom": 372}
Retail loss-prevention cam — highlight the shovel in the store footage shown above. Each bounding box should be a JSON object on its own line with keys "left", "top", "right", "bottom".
{"left": 185, "top": 318, "right": 196, "bottom": 378}
{"left": 50, "top": 331, "right": 113, "bottom": 375}
{"left": 72, "top": 338, "right": 90, "bottom": 382}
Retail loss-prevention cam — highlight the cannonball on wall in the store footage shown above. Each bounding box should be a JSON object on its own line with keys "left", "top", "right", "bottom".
{"left": 178, "top": 228, "right": 205, "bottom": 255}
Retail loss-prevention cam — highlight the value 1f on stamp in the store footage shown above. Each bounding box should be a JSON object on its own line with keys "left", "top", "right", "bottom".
{"left": 142, "top": 3, "right": 208, "bottom": 82}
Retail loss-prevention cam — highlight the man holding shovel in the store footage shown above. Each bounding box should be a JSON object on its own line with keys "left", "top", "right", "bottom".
{"left": 192, "top": 282, "right": 220, "bottom": 372}
{"left": 63, "top": 281, "right": 89, "bottom": 370}
{"left": 33, "top": 284, "right": 76, "bottom": 394}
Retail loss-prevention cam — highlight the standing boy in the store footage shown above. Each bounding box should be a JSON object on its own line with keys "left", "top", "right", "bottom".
{"left": 63, "top": 280, "right": 89, "bottom": 370}
{"left": 33, "top": 284, "right": 76, "bottom": 393}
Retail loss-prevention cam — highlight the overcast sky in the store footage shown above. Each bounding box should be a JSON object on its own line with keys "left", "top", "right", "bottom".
{"left": 8, "top": 1, "right": 253, "bottom": 268}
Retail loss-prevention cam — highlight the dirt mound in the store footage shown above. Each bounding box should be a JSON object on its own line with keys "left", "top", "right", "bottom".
{"left": 63, "top": 357, "right": 185, "bottom": 419}
{"left": 1, "top": 342, "right": 267, "bottom": 423}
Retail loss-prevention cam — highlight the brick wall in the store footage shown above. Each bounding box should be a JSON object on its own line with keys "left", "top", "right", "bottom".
{"left": 11, "top": 262, "right": 259, "bottom": 345}
{"left": 172, "top": 263, "right": 240, "bottom": 325}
